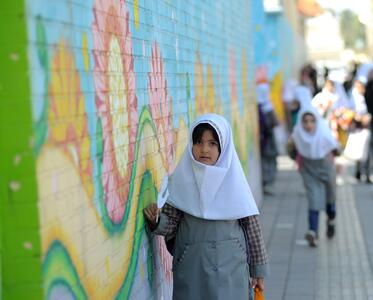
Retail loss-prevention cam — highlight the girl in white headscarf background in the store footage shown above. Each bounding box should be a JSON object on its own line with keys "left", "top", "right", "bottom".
{"left": 288, "top": 107, "right": 339, "bottom": 247}
{"left": 144, "top": 113, "right": 268, "bottom": 300}
{"left": 312, "top": 78, "right": 355, "bottom": 147}
{"left": 312, "top": 79, "right": 338, "bottom": 119}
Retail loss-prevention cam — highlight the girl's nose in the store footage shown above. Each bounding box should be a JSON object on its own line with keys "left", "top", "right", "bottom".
{"left": 202, "top": 143, "right": 209, "bottom": 153}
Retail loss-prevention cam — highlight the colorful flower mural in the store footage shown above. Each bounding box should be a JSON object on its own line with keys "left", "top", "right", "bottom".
{"left": 13, "top": 0, "right": 295, "bottom": 298}
{"left": 206, "top": 65, "right": 217, "bottom": 113}
{"left": 48, "top": 41, "right": 93, "bottom": 198}
{"left": 148, "top": 43, "right": 175, "bottom": 172}
{"left": 93, "top": 0, "right": 138, "bottom": 224}
{"left": 195, "top": 52, "right": 206, "bottom": 115}
{"left": 194, "top": 54, "right": 218, "bottom": 115}
{"left": 155, "top": 236, "right": 173, "bottom": 282}
{"left": 229, "top": 49, "right": 247, "bottom": 158}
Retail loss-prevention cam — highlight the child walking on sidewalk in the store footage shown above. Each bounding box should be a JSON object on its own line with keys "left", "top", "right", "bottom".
{"left": 144, "top": 113, "right": 268, "bottom": 300}
{"left": 288, "top": 107, "right": 339, "bottom": 247}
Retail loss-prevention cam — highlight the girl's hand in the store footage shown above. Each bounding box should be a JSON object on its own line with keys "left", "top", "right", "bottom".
{"left": 143, "top": 203, "right": 160, "bottom": 225}
{"left": 251, "top": 277, "right": 264, "bottom": 291}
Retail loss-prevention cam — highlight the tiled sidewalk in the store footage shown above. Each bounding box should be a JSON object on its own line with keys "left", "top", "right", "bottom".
{"left": 260, "top": 156, "right": 373, "bottom": 300}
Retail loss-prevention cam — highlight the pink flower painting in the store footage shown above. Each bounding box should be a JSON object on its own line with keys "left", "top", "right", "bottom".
{"left": 93, "top": 0, "right": 138, "bottom": 223}
{"left": 148, "top": 43, "right": 174, "bottom": 172}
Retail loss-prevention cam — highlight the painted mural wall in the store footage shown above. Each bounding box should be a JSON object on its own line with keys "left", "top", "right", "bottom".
{"left": 25, "top": 0, "right": 261, "bottom": 299}
{"left": 251, "top": 0, "right": 306, "bottom": 124}
{"left": 1, "top": 0, "right": 305, "bottom": 299}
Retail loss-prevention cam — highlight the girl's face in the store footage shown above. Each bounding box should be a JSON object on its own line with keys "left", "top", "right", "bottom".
{"left": 302, "top": 113, "right": 316, "bottom": 133}
{"left": 324, "top": 80, "right": 335, "bottom": 93}
{"left": 355, "top": 81, "right": 365, "bottom": 94}
{"left": 192, "top": 129, "right": 220, "bottom": 165}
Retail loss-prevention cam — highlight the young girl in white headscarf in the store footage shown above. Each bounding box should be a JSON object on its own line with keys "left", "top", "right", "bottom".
{"left": 288, "top": 107, "right": 339, "bottom": 247}
{"left": 144, "top": 113, "right": 268, "bottom": 300}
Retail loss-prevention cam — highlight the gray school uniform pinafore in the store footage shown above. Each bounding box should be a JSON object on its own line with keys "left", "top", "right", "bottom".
{"left": 300, "top": 155, "right": 336, "bottom": 211}
{"left": 172, "top": 213, "right": 250, "bottom": 300}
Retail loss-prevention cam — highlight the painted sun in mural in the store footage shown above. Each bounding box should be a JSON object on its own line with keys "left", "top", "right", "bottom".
{"left": 93, "top": 0, "right": 138, "bottom": 224}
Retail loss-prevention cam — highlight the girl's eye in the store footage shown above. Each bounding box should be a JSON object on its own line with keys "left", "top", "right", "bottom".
{"left": 209, "top": 141, "right": 218, "bottom": 147}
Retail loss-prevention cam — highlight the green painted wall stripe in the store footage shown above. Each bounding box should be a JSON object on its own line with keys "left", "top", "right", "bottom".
{"left": 0, "top": 1, "right": 43, "bottom": 299}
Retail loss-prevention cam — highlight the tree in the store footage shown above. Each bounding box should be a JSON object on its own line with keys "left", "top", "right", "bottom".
{"left": 340, "top": 9, "right": 366, "bottom": 50}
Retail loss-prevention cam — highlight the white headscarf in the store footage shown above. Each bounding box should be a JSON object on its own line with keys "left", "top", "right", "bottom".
{"left": 312, "top": 88, "right": 338, "bottom": 115}
{"left": 292, "top": 107, "right": 339, "bottom": 159}
{"left": 351, "top": 88, "right": 368, "bottom": 115}
{"left": 256, "top": 83, "right": 274, "bottom": 113}
{"left": 351, "top": 78, "right": 368, "bottom": 115}
{"left": 167, "top": 114, "right": 259, "bottom": 220}
{"left": 333, "top": 82, "right": 351, "bottom": 109}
